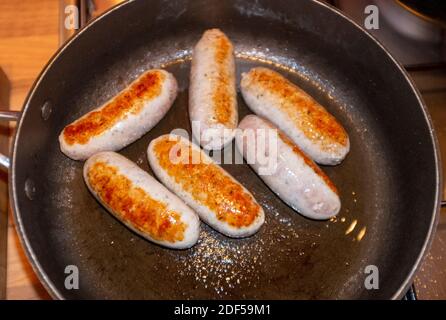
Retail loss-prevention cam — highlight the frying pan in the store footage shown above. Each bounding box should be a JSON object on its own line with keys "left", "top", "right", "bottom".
{"left": 0, "top": 0, "right": 441, "bottom": 299}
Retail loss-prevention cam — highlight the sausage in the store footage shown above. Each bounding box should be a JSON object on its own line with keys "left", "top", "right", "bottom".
{"left": 235, "top": 115, "right": 340, "bottom": 220}
{"left": 84, "top": 152, "right": 199, "bottom": 249}
{"left": 240, "top": 67, "right": 349, "bottom": 165}
{"left": 60, "top": 69, "right": 178, "bottom": 160}
{"left": 147, "top": 134, "right": 264, "bottom": 238}
{"left": 189, "top": 29, "right": 238, "bottom": 150}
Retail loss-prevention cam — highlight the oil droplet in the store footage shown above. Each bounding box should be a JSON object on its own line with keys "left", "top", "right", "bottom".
{"left": 345, "top": 219, "right": 357, "bottom": 235}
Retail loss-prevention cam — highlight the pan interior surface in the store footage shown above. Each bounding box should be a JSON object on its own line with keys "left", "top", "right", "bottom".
{"left": 12, "top": 0, "right": 439, "bottom": 299}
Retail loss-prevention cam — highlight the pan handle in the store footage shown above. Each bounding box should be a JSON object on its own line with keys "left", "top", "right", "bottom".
{"left": 0, "top": 110, "right": 21, "bottom": 170}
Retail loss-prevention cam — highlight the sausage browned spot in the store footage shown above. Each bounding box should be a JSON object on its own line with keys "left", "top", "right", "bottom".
{"left": 60, "top": 69, "right": 178, "bottom": 160}
{"left": 147, "top": 134, "right": 264, "bottom": 238}
{"left": 235, "top": 115, "right": 341, "bottom": 220}
{"left": 189, "top": 29, "right": 238, "bottom": 150}
{"left": 84, "top": 152, "right": 199, "bottom": 249}
{"left": 241, "top": 67, "right": 349, "bottom": 165}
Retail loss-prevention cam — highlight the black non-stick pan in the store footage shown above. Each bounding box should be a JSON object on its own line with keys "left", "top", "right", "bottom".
{"left": 0, "top": 0, "right": 441, "bottom": 299}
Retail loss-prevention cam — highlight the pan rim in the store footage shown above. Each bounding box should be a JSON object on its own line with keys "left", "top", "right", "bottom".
{"left": 8, "top": 0, "right": 442, "bottom": 300}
